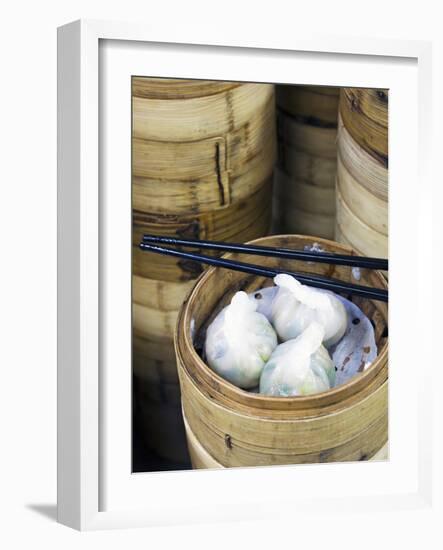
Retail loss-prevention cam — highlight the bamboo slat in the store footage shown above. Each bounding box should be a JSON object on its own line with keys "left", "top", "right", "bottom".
{"left": 340, "top": 88, "right": 388, "bottom": 163}
{"left": 184, "top": 412, "right": 388, "bottom": 469}
{"left": 336, "top": 188, "right": 388, "bottom": 258}
{"left": 133, "top": 334, "right": 177, "bottom": 384}
{"left": 278, "top": 144, "right": 336, "bottom": 188}
{"left": 132, "top": 78, "right": 241, "bottom": 99}
{"left": 175, "top": 235, "right": 388, "bottom": 467}
{"left": 337, "top": 154, "right": 388, "bottom": 235}
{"left": 272, "top": 204, "right": 335, "bottom": 238}
{"left": 132, "top": 179, "right": 273, "bottom": 281}
{"left": 133, "top": 83, "right": 274, "bottom": 142}
{"left": 132, "top": 276, "right": 194, "bottom": 311}
{"left": 277, "top": 85, "right": 339, "bottom": 124}
{"left": 274, "top": 168, "right": 336, "bottom": 216}
{"left": 278, "top": 111, "right": 337, "bottom": 159}
{"left": 337, "top": 115, "right": 388, "bottom": 201}
{"left": 132, "top": 114, "right": 276, "bottom": 213}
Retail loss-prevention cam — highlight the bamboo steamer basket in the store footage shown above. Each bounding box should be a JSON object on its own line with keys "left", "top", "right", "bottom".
{"left": 277, "top": 111, "right": 337, "bottom": 159}
{"left": 273, "top": 93, "right": 338, "bottom": 239}
{"left": 336, "top": 111, "right": 388, "bottom": 268}
{"left": 339, "top": 88, "right": 388, "bottom": 164}
{"left": 133, "top": 82, "right": 274, "bottom": 142}
{"left": 272, "top": 168, "right": 335, "bottom": 238}
{"left": 132, "top": 98, "right": 276, "bottom": 213}
{"left": 272, "top": 203, "right": 335, "bottom": 238}
{"left": 132, "top": 275, "right": 194, "bottom": 311}
{"left": 132, "top": 78, "right": 240, "bottom": 99}
{"left": 183, "top": 414, "right": 389, "bottom": 469}
{"left": 279, "top": 144, "right": 336, "bottom": 188}
{"left": 175, "top": 234, "right": 388, "bottom": 468}
{"left": 132, "top": 179, "right": 272, "bottom": 282}
{"left": 337, "top": 154, "right": 388, "bottom": 235}
{"left": 335, "top": 188, "right": 388, "bottom": 259}
{"left": 337, "top": 115, "right": 388, "bottom": 202}
{"left": 274, "top": 168, "right": 336, "bottom": 216}
{"left": 277, "top": 85, "right": 339, "bottom": 124}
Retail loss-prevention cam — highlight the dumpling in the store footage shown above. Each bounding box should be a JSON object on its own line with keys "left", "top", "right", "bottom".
{"left": 204, "top": 291, "right": 278, "bottom": 389}
{"left": 271, "top": 273, "right": 347, "bottom": 348}
{"left": 259, "top": 322, "right": 336, "bottom": 397}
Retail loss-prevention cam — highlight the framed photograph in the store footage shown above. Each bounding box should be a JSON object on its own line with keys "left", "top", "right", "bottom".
{"left": 57, "top": 19, "right": 434, "bottom": 530}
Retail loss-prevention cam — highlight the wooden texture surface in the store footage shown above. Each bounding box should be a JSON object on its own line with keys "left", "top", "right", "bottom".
{"left": 336, "top": 109, "right": 388, "bottom": 260}
{"left": 339, "top": 88, "right": 388, "bottom": 164}
{"left": 133, "top": 82, "right": 274, "bottom": 142}
{"left": 184, "top": 412, "right": 389, "bottom": 469}
{"left": 176, "top": 234, "right": 388, "bottom": 467}
{"left": 132, "top": 178, "right": 272, "bottom": 281}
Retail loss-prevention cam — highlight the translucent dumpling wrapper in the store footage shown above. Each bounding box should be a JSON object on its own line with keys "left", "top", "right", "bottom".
{"left": 204, "top": 291, "right": 278, "bottom": 389}
{"left": 249, "top": 285, "right": 378, "bottom": 389}
{"left": 259, "top": 322, "right": 335, "bottom": 396}
{"left": 270, "top": 274, "right": 348, "bottom": 348}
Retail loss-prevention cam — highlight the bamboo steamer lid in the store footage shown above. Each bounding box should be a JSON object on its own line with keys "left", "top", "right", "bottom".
{"left": 276, "top": 85, "right": 339, "bottom": 124}
{"left": 175, "top": 234, "right": 388, "bottom": 467}
{"left": 337, "top": 154, "right": 388, "bottom": 235}
{"left": 278, "top": 111, "right": 337, "bottom": 159}
{"left": 133, "top": 82, "right": 274, "bottom": 142}
{"left": 336, "top": 188, "right": 388, "bottom": 259}
{"left": 340, "top": 88, "right": 388, "bottom": 163}
{"left": 337, "top": 115, "right": 388, "bottom": 202}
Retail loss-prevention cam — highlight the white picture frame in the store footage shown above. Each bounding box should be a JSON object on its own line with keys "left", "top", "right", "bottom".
{"left": 57, "top": 19, "right": 435, "bottom": 531}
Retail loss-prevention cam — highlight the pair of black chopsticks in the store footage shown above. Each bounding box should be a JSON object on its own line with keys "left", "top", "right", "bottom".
{"left": 139, "top": 235, "right": 388, "bottom": 302}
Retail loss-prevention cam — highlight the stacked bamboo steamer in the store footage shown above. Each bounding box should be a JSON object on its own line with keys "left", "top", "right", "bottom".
{"left": 273, "top": 86, "right": 339, "bottom": 238}
{"left": 336, "top": 88, "right": 388, "bottom": 260}
{"left": 132, "top": 78, "right": 276, "bottom": 464}
{"left": 175, "top": 235, "right": 389, "bottom": 468}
